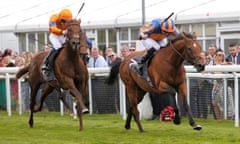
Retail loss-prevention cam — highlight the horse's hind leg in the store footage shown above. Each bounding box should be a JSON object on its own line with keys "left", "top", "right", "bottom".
{"left": 125, "top": 107, "right": 132, "bottom": 130}
{"left": 57, "top": 89, "right": 74, "bottom": 115}
{"left": 132, "top": 105, "right": 144, "bottom": 132}
{"left": 127, "top": 88, "right": 145, "bottom": 132}
{"left": 171, "top": 93, "right": 181, "bottom": 125}
{"left": 34, "top": 84, "right": 54, "bottom": 112}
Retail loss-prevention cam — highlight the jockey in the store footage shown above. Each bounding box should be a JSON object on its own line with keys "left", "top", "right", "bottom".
{"left": 130, "top": 18, "right": 180, "bottom": 75}
{"left": 42, "top": 8, "right": 72, "bottom": 80}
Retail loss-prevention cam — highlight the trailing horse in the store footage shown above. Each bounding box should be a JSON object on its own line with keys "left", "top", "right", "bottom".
{"left": 107, "top": 32, "right": 205, "bottom": 132}
{"left": 16, "top": 19, "right": 89, "bottom": 131}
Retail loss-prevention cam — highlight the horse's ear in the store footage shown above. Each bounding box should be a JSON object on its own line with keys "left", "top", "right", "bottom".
{"left": 192, "top": 32, "right": 197, "bottom": 40}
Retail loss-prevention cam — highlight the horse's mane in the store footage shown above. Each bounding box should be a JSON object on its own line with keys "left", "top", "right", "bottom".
{"left": 170, "top": 32, "right": 193, "bottom": 44}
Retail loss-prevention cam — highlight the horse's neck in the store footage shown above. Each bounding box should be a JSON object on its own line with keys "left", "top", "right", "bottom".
{"left": 64, "top": 43, "right": 80, "bottom": 61}
{"left": 160, "top": 42, "right": 185, "bottom": 67}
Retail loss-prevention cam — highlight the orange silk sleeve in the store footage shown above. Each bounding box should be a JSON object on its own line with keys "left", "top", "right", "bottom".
{"left": 49, "top": 14, "right": 63, "bottom": 35}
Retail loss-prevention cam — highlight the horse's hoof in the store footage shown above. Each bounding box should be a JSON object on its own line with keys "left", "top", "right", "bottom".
{"left": 125, "top": 125, "right": 130, "bottom": 130}
{"left": 33, "top": 105, "right": 41, "bottom": 112}
{"left": 82, "top": 108, "right": 89, "bottom": 114}
{"left": 193, "top": 124, "right": 202, "bottom": 130}
{"left": 173, "top": 117, "right": 181, "bottom": 125}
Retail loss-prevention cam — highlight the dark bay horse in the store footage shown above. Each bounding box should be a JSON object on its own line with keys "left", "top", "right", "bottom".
{"left": 16, "top": 19, "right": 89, "bottom": 131}
{"left": 107, "top": 32, "right": 205, "bottom": 132}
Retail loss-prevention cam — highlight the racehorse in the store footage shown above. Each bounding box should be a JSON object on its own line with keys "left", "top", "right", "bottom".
{"left": 106, "top": 32, "right": 205, "bottom": 132}
{"left": 16, "top": 19, "right": 89, "bottom": 131}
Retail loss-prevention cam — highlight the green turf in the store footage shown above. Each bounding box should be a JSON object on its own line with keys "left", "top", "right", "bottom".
{"left": 0, "top": 111, "right": 239, "bottom": 144}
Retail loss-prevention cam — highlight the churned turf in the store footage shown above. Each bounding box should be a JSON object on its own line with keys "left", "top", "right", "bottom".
{"left": 0, "top": 111, "right": 239, "bottom": 144}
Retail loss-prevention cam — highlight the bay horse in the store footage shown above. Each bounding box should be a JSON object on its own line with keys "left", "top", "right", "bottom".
{"left": 107, "top": 32, "right": 205, "bottom": 132}
{"left": 16, "top": 19, "right": 89, "bottom": 131}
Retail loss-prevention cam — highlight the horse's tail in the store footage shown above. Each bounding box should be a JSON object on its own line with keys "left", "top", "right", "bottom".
{"left": 105, "top": 58, "right": 122, "bottom": 84}
{"left": 16, "top": 65, "right": 29, "bottom": 79}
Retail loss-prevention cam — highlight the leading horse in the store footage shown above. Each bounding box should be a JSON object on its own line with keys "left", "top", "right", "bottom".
{"left": 107, "top": 32, "right": 205, "bottom": 132}
{"left": 16, "top": 19, "right": 89, "bottom": 131}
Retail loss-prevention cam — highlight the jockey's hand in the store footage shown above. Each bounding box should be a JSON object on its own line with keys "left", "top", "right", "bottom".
{"left": 62, "top": 30, "right": 67, "bottom": 35}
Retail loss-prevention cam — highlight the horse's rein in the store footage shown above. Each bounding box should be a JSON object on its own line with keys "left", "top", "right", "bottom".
{"left": 169, "top": 39, "right": 200, "bottom": 65}
{"left": 169, "top": 40, "right": 185, "bottom": 60}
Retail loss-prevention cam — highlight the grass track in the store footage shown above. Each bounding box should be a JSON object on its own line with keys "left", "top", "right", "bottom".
{"left": 0, "top": 111, "right": 239, "bottom": 144}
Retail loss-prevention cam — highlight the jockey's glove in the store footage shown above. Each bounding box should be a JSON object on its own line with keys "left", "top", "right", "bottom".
{"left": 62, "top": 30, "right": 67, "bottom": 35}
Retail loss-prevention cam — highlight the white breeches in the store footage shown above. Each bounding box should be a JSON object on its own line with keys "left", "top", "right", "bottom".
{"left": 49, "top": 33, "right": 66, "bottom": 50}
{"left": 141, "top": 38, "right": 168, "bottom": 50}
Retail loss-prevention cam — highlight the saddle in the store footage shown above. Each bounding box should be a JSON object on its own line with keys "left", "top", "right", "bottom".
{"left": 130, "top": 54, "right": 155, "bottom": 87}
{"left": 131, "top": 54, "right": 154, "bottom": 77}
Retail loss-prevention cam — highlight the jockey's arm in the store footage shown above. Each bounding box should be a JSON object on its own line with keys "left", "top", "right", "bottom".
{"left": 139, "top": 21, "right": 156, "bottom": 39}
{"left": 49, "top": 14, "right": 64, "bottom": 35}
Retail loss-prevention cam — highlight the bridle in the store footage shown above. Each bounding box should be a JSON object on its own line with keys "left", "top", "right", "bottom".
{"left": 65, "top": 22, "right": 83, "bottom": 51}
{"left": 65, "top": 21, "right": 89, "bottom": 64}
{"left": 169, "top": 34, "right": 201, "bottom": 65}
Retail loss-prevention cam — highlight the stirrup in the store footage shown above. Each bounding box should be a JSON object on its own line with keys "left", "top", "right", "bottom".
{"left": 42, "top": 64, "right": 50, "bottom": 70}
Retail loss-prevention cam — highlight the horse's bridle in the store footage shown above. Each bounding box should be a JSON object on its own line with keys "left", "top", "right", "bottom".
{"left": 65, "top": 23, "right": 83, "bottom": 51}
{"left": 65, "top": 22, "right": 89, "bottom": 64}
{"left": 169, "top": 37, "right": 201, "bottom": 65}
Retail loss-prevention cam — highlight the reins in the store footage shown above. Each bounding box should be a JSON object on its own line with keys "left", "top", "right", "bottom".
{"left": 169, "top": 34, "right": 199, "bottom": 65}
{"left": 169, "top": 40, "right": 185, "bottom": 60}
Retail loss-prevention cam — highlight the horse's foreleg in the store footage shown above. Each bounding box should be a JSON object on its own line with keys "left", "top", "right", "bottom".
{"left": 182, "top": 98, "right": 202, "bottom": 130}
{"left": 75, "top": 101, "right": 83, "bottom": 131}
{"left": 178, "top": 83, "right": 202, "bottom": 130}
{"left": 69, "top": 88, "right": 88, "bottom": 131}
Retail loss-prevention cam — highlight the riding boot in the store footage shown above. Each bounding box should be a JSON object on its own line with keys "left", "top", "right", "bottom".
{"left": 130, "top": 47, "right": 156, "bottom": 76}
{"left": 42, "top": 49, "right": 59, "bottom": 81}
{"left": 139, "top": 48, "right": 156, "bottom": 64}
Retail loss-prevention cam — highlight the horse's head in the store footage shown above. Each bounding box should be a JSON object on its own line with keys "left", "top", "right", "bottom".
{"left": 178, "top": 32, "right": 205, "bottom": 72}
{"left": 65, "top": 19, "right": 88, "bottom": 55}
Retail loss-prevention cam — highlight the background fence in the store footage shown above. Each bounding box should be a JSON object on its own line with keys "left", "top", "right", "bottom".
{"left": 0, "top": 66, "right": 239, "bottom": 127}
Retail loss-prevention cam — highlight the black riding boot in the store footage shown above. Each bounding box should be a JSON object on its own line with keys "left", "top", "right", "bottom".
{"left": 139, "top": 48, "right": 156, "bottom": 64}
{"left": 130, "top": 47, "right": 156, "bottom": 76}
{"left": 42, "top": 49, "right": 59, "bottom": 81}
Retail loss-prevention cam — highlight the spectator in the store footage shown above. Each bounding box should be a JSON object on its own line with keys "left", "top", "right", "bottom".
{"left": 212, "top": 49, "right": 234, "bottom": 120}
{"left": 120, "top": 45, "right": 129, "bottom": 60}
{"left": 1, "top": 56, "right": 12, "bottom": 67}
{"left": 197, "top": 51, "right": 213, "bottom": 118}
{"left": 105, "top": 47, "right": 113, "bottom": 66}
{"left": 225, "top": 42, "right": 240, "bottom": 118}
{"left": 207, "top": 44, "right": 217, "bottom": 65}
{"left": 88, "top": 47, "right": 108, "bottom": 68}
{"left": 2, "top": 48, "right": 12, "bottom": 58}
{"left": 129, "top": 45, "right": 136, "bottom": 53}
{"left": 107, "top": 52, "right": 121, "bottom": 65}
{"left": 226, "top": 42, "right": 240, "bottom": 64}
